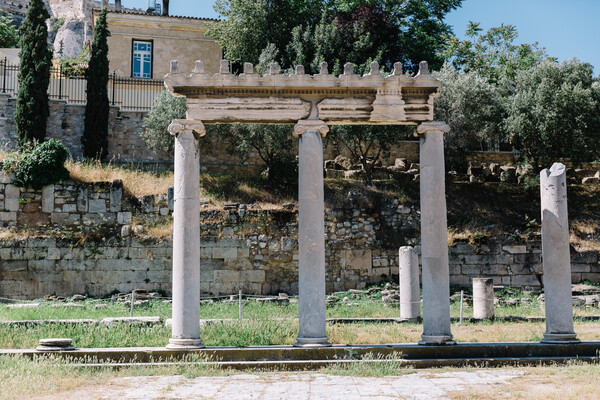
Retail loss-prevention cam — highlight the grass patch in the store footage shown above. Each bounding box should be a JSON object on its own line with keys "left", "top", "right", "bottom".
{"left": 322, "top": 351, "right": 415, "bottom": 377}
{"left": 0, "top": 354, "right": 226, "bottom": 400}
{"left": 66, "top": 160, "right": 174, "bottom": 198}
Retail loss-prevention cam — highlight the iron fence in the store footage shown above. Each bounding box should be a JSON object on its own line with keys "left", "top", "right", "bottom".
{"left": 0, "top": 58, "right": 164, "bottom": 111}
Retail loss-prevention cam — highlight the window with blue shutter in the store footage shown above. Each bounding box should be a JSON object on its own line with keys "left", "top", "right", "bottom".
{"left": 132, "top": 40, "right": 153, "bottom": 78}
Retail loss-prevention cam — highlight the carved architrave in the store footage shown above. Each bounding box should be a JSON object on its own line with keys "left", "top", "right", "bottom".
{"left": 165, "top": 60, "right": 442, "bottom": 126}
{"left": 293, "top": 120, "right": 329, "bottom": 138}
{"left": 317, "top": 97, "right": 375, "bottom": 123}
{"left": 186, "top": 97, "right": 311, "bottom": 123}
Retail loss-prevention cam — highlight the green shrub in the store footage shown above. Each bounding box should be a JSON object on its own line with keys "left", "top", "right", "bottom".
{"left": 142, "top": 90, "right": 185, "bottom": 153}
{"left": 2, "top": 140, "right": 70, "bottom": 189}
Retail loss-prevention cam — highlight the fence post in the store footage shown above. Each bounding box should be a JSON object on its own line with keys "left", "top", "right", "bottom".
{"left": 2, "top": 57, "right": 6, "bottom": 94}
{"left": 58, "top": 63, "right": 63, "bottom": 100}
{"left": 111, "top": 71, "right": 116, "bottom": 106}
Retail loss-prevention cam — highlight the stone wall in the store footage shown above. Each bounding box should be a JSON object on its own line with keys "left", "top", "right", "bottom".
{"left": 1, "top": 175, "right": 599, "bottom": 299}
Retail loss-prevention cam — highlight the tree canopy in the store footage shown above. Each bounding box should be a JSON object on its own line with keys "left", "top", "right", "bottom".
{"left": 443, "top": 21, "right": 548, "bottom": 82}
{"left": 505, "top": 59, "right": 600, "bottom": 166}
{"left": 210, "top": 0, "right": 463, "bottom": 74}
{"left": 14, "top": 0, "right": 52, "bottom": 146}
{"left": 0, "top": 14, "right": 19, "bottom": 48}
{"left": 82, "top": 7, "right": 111, "bottom": 159}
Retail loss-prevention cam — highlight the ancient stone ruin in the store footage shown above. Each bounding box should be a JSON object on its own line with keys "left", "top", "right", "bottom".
{"left": 164, "top": 59, "right": 454, "bottom": 348}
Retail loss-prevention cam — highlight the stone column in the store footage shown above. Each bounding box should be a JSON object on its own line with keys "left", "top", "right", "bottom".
{"left": 472, "top": 278, "right": 494, "bottom": 319}
{"left": 540, "top": 163, "right": 579, "bottom": 344}
{"left": 166, "top": 120, "right": 206, "bottom": 349}
{"left": 293, "top": 119, "right": 331, "bottom": 347}
{"left": 399, "top": 246, "right": 420, "bottom": 321}
{"left": 416, "top": 121, "right": 455, "bottom": 345}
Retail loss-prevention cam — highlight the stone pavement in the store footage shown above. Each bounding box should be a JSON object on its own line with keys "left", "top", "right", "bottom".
{"left": 55, "top": 369, "right": 524, "bottom": 400}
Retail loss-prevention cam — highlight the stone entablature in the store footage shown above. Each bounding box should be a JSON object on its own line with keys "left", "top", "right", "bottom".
{"left": 165, "top": 60, "right": 440, "bottom": 125}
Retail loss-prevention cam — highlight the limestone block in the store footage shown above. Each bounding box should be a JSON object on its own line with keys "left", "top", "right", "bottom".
{"left": 340, "top": 249, "right": 372, "bottom": 272}
{"left": 28, "top": 259, "right": 55, "bottom": 273}
{"left": 0, "top": 172, "right": 11, "bottom": 184}
{"left": 167, "top": 186, "right": 174, "bottom": 210}
{"left": 571, "top": 252, "right": 598, "bottom": 263}
{"left": 511, "top": 275, "right": 541, "bottom": 287}
{"left": 62, "top": 204, "right": 77, "bottom": 213}
{"left": 213, "top": 247, "right": 238, "bottom": 259}
{"left": 0, "top": 211, "right": 16, "bottom": 221}
{"left": 51, "top": 213, "right": 81, "bottom": 225}
{"left": 237, "top": 247, "right": 250, "bottom": 258}
{"left": 240, "top": 270, "right": 265, "bottom": 283}
{"left": 83, "top": 213, "right": 116, "bottom": 224}
{"left": 47, "top": 247, "right": 61, "bottom": 260}
{"left": 76, "top": 186, "right": 88, "bottom": 212}
{"left": 570, "top": 263, "right": 591, "bottom": 273}
{"left": 1, "top": 260, "right": 27, "bottom": 271}
{"left": 5, "top": 184, "right": 20, "bottom": 211}
{"left": 41, "top": 185, "right": 55, "bottom": 213}
{"left": 463, "top": 264, "right": 486, "bottom": 276}
{"left": 88, "top": 199, "right": 107, "bottom": 213}
{"left": 200, "top": 247, "right": 213, "bottom": 259}
{"left": 117, "top": 211, "right": 132, "bottom": 224}
{"left": 214, "top": 270, "right": 240, "bottom": 283}
{"left": 109, "top": 180, "right": 123, "bottom": 212}
{"left": 200, "top": 267, "right": 215, "bottom": 282}
{"left": 502, "top": 245, "right": 526, "bottom": 254}
{"left": 224, "top": 257, "right": 253, "bottom": 271}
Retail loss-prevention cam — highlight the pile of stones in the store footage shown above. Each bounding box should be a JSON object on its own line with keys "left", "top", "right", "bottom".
{"left": 323, "top": 156, "right": 420, "bottom": 182}
{"left": 463, "top": 162, "right": 537, "bottom": 184}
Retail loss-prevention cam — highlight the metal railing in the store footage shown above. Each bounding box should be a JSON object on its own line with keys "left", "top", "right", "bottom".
{"left": 0, "top": 58, "right": 164, "bottom": 111}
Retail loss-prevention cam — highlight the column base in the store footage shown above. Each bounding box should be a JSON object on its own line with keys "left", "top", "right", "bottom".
{"left": 293, "top": 336, "right": 332, "bottom": 348}
{"left": 166, "top": 338, "right": 205, "bottom": 349}
{"left": 418, "top": 334, "right": 456, "bottom": 346}
{"left": 541, "top": 333, "right": 580, "bottom": 344}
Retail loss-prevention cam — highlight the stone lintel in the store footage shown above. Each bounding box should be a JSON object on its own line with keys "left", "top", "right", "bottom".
{"left": 168, "top": 119, "right": 206, "bottom": 137}
{"left": 293, "top": 120, "right": 329, "bottom": 139}
{"left": 416, "top": 121, "right": 450, "bottom": 136}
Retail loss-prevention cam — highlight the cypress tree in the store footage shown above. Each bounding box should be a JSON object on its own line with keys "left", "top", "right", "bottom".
{"left": 82, "top": 7, "right": 110, "bottom": 159}
{"left": 14, "top": 0, "right": 52, "bottom": 147}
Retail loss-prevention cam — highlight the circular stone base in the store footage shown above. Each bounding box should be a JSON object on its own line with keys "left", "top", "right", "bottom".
{"left": 36, "top": 338, "right": 76, "bottom": 352}
{"left": 293, "top": 336, "right": 332, "bottom": 348}
{"left": 166, "top": 338, "right": 205, "bottom": 349}
{"left": 541, "top": 333, "right": 580, "bottom": 344}
{"left": 418, "top": 335, "right": 456, "bottom": 346}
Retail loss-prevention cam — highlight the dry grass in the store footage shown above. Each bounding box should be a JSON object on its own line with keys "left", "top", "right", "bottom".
{"left": 447, "top": 362, "right": 600, "bottom": 400}
{"left": 66, "top": 160, "right": 174, "bottom": 197}
{"left": 570, "top": 221, "right": 600, "bottom": 251}
{"left": 326, "top": 321, "right": 600, "bottom": 345}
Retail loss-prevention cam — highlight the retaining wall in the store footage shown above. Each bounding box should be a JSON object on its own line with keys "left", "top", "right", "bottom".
{"left": 1, "top": 175, "right": 598, "bottom": 299}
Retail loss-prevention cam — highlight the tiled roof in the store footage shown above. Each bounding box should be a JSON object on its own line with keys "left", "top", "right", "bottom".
{"left": 101, "top": 9, "right": 220, "bottom": 22}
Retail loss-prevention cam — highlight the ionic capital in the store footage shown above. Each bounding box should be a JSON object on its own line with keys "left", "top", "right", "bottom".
{"left": 293, "top": 120, "right": 329, "bottom": 138}
{"left": 416, "top": 121, "right": 450, "bottom": 136}
{"left": 168, "top": 119, "right": 206, "bottom": 137}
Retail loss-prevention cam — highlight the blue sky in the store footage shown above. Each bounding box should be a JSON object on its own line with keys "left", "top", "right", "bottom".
{"left": 127, "top": 0, "right": 599, "bottom": 73}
